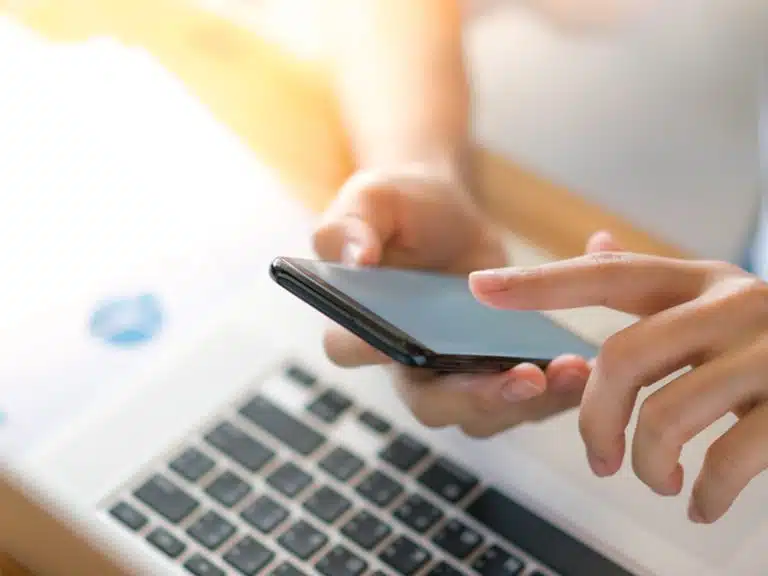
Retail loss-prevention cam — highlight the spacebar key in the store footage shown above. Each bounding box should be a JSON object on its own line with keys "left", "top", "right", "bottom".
{"left": 239, "top": 395, "right": 326, "bottom": 456}
{"left": 466, "top": 488, "right": 636, "bottom": 576}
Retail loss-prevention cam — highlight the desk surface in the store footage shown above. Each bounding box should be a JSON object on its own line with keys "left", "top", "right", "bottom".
{"left": 0, "top": 0, "right": 682, "bottom": 573}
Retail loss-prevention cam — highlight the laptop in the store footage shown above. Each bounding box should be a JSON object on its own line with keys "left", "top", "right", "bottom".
{"left": 4, "top": 233, "right": 768, "bottom": 576}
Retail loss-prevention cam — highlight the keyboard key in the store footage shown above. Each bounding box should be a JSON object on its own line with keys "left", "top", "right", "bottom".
{"left": 319, "top": 446, "right": 364, "bottom": 483}
{"left": 358, "top": 410, "right": 391, "bottom": 435}
{"left": 379, "top": 434, "right": 429, "bottom": 472}
{"left": 472, "top": 545, "right": 524, "bottom": 576}
{"left": 307, "top": 390, "right": 353, "bottom": 423}
{"left": 271, "top": 562, "right": 307, "bottom": 576}
{"left": 341, "top": 510, "right": 392, "bottom": 550}
{"left": 187, "top": 510, "right": 237, "bottom": 550}
{"left": 267, "top": 462, "right": 313, "bottom": 498}
{"left": 418, "top": 457, "right": 478, "bottom": 504}
{"left": 393, "top": 494, "right": 443, "bottom": 533}
{"left": 379, "top": 536, "right": 431, "bottom": 576}
{"left": 147, "top": 527, "right": 186, "bottom": 558}
{"left": 109, "top": 501, "right": 147, "bottom": 531}
{"left": 356, "top": 470, "right": 403, "bottom": 507}
{"left": 241, "top": 495, "right": 289, "bottom": 534}
{"left": 206, "top": 470, "right": 251, "bottom": 508}
{"left": 427, "top": 562, "right": 468, "bottom": 576}
{"left": 285, "top": 364, "right": 317, "bottom": 388}
{"left": 170, "top": 447, "right": 216, "bottom": 482}
{"left": 278, "top": 520, "right": 329, "bottom": 560}
{"left": 134, "top": 474, "right": 199, "bottom": 523}
{"left": 224, "top": 536, "right": 275, "bottom": 575}
{"left": 184, "top": 553, "right": 227, "bottom": 576}
{"left": 205, "top": 422, "right": 274, "bottom": 472}
{"left": 316, "top": 545, "right": 368, "bottom": 576}
{"left": 432, "top": 519, "right": 483, "bottom": 560}
{"left": 240, "top": 395, "right": 326, "bottom": 456}
{"left": 467, "top": 488, "right": 634, "bottom": 576}
{"left": 304, "top": 485, "right": 352, "bottom": 524}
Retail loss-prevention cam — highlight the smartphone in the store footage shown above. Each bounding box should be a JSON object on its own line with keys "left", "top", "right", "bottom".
{"left": 270, "top": 257, "right": 598, "bottom": 373}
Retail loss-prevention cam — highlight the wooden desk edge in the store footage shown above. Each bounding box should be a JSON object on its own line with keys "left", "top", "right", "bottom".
{"left": 470, "top": 149, "right": 687, "bottom": 259}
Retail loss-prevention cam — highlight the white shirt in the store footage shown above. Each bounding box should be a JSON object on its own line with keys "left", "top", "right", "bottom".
{"left": 462, "top": 0, "right": 767, "bottom": 266}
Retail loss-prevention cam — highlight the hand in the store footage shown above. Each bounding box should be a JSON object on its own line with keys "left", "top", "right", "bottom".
{"left": 470, "top": 231, "right": 768, "bottom": 523}
{"left": 312, "top": 165, "right": 592, "bottom": 436}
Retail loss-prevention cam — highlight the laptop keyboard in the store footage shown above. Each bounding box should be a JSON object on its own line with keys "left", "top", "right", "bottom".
{"left": 105, "top": 363, "right": 635, "bottom": 576}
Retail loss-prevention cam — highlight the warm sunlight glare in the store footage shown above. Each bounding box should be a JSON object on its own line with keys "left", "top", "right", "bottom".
{"left": 257, "top": 0, "right": 321, "bottom": 60}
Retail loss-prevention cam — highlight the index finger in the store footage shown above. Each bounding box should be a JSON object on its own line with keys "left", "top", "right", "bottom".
{"left": 469, "top": 252, "right": 712, "bottom": 316}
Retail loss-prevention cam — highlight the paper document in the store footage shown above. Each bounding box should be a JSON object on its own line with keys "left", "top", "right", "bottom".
{"left": 0, "top": 17, "right": 316, "bottom": 460}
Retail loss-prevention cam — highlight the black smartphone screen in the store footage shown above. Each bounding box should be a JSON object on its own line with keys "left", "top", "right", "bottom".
{"left": 279, "top": 258, "right": 598, "bottom": 362}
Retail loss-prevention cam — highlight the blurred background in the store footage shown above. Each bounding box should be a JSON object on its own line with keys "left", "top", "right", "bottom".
{"left": 4, "top": 0, "right": 765, "bottom": 262}
{"left": 1, "top": 1, "right": 768, "bottom": 574}
{"left": 216, "top": 0, "right": 767, "bottom": 262}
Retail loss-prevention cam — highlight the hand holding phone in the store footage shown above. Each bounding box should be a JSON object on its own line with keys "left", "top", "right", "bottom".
{"left": 303, "top": 166, "right": 603, "bottom": 437}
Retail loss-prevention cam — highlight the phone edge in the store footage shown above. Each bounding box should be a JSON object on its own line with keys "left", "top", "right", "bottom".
{"left": 269, "top": 257, "right": 558, "bottom": 373}
{"left": 269, "top": 257, "right": 434, "bottom": 368}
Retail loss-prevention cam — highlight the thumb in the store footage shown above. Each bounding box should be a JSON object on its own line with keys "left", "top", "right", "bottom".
{"left": 585, "top": 230, "right": 623, "bottom": 254}
{"left": 313, "top": 215, "right": 383, "bottom": 266}
{"left": 313, "top": 171, "right": 401, "bottom": 265}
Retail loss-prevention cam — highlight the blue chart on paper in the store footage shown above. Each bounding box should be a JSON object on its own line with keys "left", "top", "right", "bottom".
{"left": 89, "top": 293, "right": 164, "bottom": 346}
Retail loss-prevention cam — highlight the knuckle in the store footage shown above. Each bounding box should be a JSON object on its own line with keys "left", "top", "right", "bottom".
{"left": 637, "top": 396, "right": 681, "bottom": 448}
{"left": 701, "top": 442, "right": 742, "bottom": 493}
{"left": 733, "top": 277, "right": 768, "bottom": 315}
{"left": 703, "top": 259, "right": 744, "bottom": 279}
{"left": 586, "top": 250, "right": 632, "bottom": 268}
{"left": 584, "top": 252, "right": 635, "bottom": 289}
{"left": 702, "top": 274, "right": 768, "bottom": 324}
{"left": 596, "top": 332, "right": 632, "bottom": 383}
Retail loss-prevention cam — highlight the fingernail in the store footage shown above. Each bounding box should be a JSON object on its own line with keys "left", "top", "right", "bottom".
{"left": 501, "top": 378, "right": 542, "bottom": 402}
{"left": 469, "top": 268, "right": 512, "bottom": 290}
{"left": 470, "top": 269, "right": 503, "bottom": 279}
{"left": 688, "top": 499, "right": 705, "bottom": 524}
{"left": 586, "top": 449, "right": 613, "bottom": 477}
{"left": 551, "top": 369, "right": 586, "bottom": 393}
{"left": 342, "top": 242, "right": 363, "bottom": 265}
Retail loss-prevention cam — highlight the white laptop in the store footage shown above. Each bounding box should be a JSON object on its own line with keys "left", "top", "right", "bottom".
{"left": 4, "top": 236, "right": 768, "bottom": 576}
{"left": 3, "top": 19, "right": 768, "bottom": 576}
